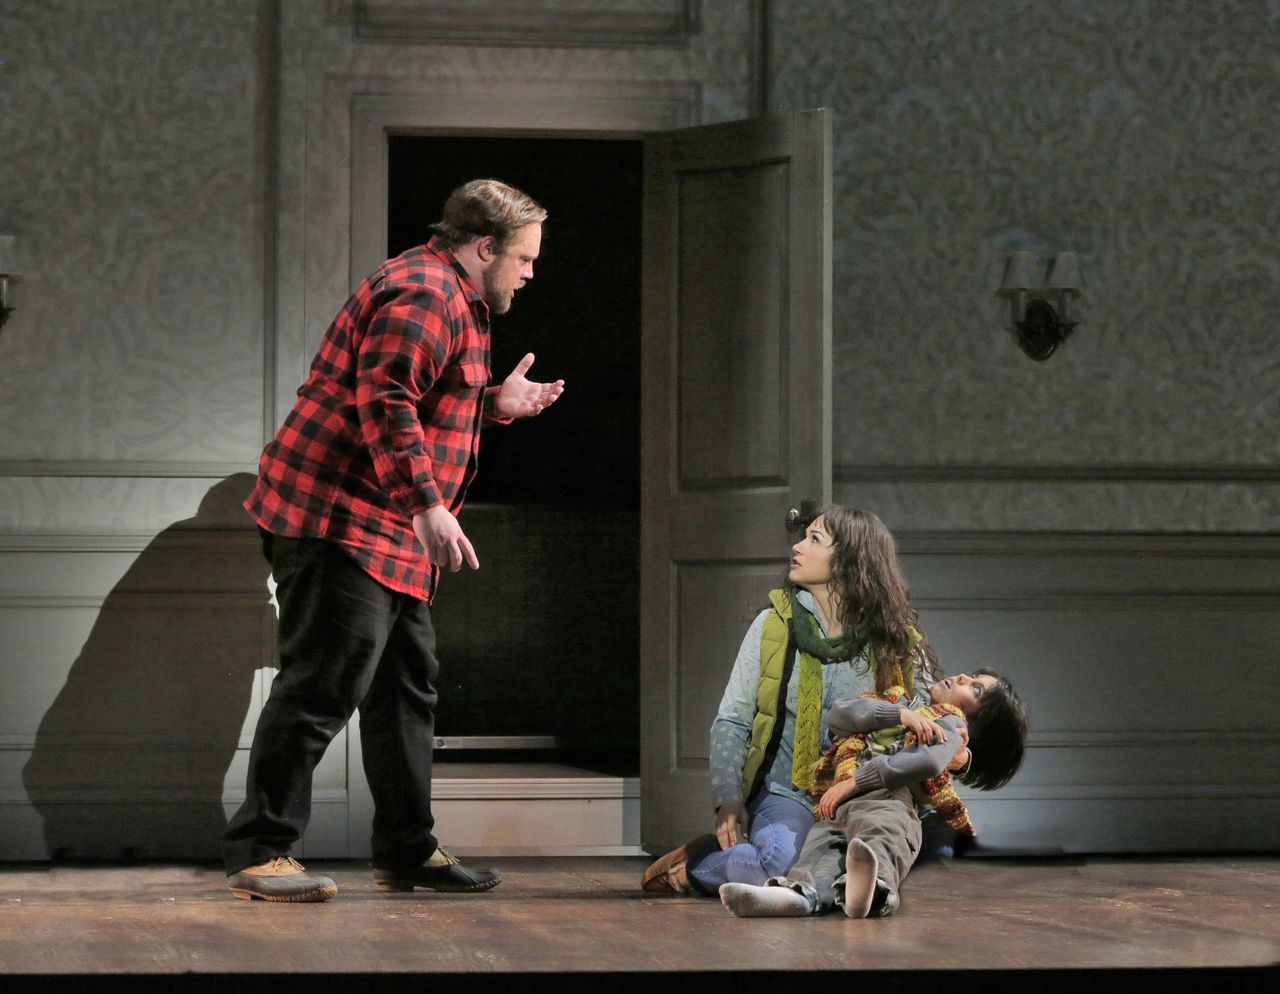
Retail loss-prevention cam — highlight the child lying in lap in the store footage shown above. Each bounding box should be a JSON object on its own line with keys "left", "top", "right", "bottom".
{"left": 720, "top": 669, "right": 1028, "bottom": 919}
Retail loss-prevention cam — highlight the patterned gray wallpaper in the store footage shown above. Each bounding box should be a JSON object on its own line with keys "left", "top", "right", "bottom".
{"left": 768, "top": 0, "right": 1280, "bottom": 529}
{"left": 3, "top": 0, "right": 1275, "bottom": 534}
{"left": 0, "top": 0, "right": 268, "bottom": 467}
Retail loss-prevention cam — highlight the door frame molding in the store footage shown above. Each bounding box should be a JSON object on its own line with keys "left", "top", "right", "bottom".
{"left": 332, "top": 82, "right": 697, "bottom": 857}
{"left": 348, "top": 85, "right": 699, "bottom": 285}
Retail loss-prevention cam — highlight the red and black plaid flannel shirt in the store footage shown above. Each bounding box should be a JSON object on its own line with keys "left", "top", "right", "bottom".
{"left": 245, "top": 236, "right": 509, "bottom": 602}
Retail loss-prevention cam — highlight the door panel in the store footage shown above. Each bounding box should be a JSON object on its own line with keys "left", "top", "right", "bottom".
{"left": 641, "top": 109, "right": 831, "bottom": 850}
{"left": 676, "top": 163, "right": 789, "bottom": 488}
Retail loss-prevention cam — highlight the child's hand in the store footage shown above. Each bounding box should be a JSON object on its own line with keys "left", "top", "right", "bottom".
{"left": 945, "top": 724, "right": 971, "bottom": 773}
{"left": 899, "top": 707, "right": 947, "bottom": 745}
{"left": 817, "top": 779, "right": 859, "bottom": 820}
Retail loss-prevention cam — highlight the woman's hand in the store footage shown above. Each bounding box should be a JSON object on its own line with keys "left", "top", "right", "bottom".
{"left": 899, "top": 707, "right": 947, "bottom": 745}
{"left": 817, "top": 778, "right": 860, "bottom": 820}
{"left": 715, "top": 800, "right": 749, "bottom": 850}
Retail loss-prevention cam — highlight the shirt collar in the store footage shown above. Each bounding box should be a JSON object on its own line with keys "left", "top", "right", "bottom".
{"left": 792, "top": 588, "right": 826, "bottom": 636}
{"left": 426, "top": 234, "right": 486, "bottom": 309}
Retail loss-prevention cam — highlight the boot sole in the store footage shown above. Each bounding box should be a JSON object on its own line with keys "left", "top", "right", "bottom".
{"left": 374, "top": 878, "right": 500, "bottom": 893}
{"left": 229, "top": 883, "right": 337, "bottom": 902}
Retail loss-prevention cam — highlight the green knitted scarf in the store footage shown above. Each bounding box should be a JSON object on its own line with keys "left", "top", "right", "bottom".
{"left": 786, "top": 589, "right": 850, "bottom": 792}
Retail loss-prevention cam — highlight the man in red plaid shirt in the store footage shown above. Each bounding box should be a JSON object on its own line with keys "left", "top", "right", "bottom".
{"left": 223, "top": 180, "right": 563, "bottom": 902}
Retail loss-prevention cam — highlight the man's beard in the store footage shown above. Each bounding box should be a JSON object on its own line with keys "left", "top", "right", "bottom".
{"left": 482, "top": 264, "right": 516, "bottom": 314}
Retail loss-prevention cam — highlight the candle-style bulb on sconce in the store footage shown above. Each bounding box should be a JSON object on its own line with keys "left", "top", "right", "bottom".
{"left": 999, "top": 250, "right": 1039, "bottom": 291}
{"left": 1043, "top": 251, "right": 1080, "bottom": 290}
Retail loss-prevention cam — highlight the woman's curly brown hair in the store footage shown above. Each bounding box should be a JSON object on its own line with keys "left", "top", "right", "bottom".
{"left": 790, "top": 504, "right": 940, "bottom": 689}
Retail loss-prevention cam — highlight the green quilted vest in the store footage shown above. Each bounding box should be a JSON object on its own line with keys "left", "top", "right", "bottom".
{"left": 739, "top": 589, "right": 799, "bottom": 803}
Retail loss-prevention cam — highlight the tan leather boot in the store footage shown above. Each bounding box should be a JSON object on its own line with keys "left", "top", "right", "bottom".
{"left": 227, "top": 856, "right": 337, "bottom": 903}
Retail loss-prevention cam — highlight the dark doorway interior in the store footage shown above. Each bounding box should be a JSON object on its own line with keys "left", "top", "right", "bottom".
{"left": 387, "top": 135, "right": 642, "bottom": 772}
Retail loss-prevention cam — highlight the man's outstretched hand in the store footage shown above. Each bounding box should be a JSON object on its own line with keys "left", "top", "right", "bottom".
{"left": 413, "top": 505, "right": 479, "bottom": 572}
{"left": 494, "top": 353, "right": 564, "bottom": 419}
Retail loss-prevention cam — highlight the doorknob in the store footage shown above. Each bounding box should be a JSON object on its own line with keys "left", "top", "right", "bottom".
{"left": 785, "top": 499, "right": 819, "bottom": 533}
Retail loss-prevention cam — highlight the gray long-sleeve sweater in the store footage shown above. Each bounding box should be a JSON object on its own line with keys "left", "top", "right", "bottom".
{"left": 825, "top": 697, "right": 967, "bottom": 796}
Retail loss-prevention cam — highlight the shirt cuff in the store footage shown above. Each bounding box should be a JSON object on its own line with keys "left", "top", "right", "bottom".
{"left": 873, "top": 701, "right": 905, "bottom": 727}
{"left": 482, "top": 386, "right": 513, "bottom": 425}
{"left": 854, "top": 763, "right": 885, "bottom": 795}
{"left": 392, "top": 483, "right": 442, "bottom": 518}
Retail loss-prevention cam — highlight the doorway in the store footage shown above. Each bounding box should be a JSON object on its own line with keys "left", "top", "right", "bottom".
{"left": 386, "top": 135, "right": 642, "bottom": 773}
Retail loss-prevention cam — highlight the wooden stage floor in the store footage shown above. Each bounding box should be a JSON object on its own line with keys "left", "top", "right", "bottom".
{"left": 1, "top": 855, "right": 1277, "bottom": 992}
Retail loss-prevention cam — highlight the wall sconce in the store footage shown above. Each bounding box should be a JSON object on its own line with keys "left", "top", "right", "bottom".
{"left": 997, "top": 250, "right": 1081, "bottom": 361}
{"left": 0, "top": 236, "right": 18, "bottom": 331}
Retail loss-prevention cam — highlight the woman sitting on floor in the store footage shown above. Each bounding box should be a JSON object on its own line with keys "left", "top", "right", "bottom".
{"left": 641, "top": 504, "right": 940, "bottom": 896}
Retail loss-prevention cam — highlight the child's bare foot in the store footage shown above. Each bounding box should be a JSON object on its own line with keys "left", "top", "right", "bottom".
{"left": 719, "top": 882, "right": 809, "bottom": 917}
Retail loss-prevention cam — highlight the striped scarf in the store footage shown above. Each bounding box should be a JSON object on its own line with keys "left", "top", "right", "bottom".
{"left": 808, "top": 686, "right": 976, "bottom": 837}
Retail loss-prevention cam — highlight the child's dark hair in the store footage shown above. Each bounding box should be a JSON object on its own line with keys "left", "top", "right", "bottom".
{"left": 955, "top": 668, "right": 1028, "bottom": 791}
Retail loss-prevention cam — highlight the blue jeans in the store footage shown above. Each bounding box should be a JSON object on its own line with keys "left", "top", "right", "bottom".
{"left": 687, "top": 790, "right": 815, "bottom": 895}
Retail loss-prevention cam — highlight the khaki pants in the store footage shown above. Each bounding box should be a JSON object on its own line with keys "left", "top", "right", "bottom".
{"left": 783, "top": 786, "right": 921, "bottom": 916}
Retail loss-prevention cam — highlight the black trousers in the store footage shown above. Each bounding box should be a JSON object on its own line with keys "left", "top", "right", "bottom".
{"left": 222, "top": 532, "right": 440, "bottom": 874}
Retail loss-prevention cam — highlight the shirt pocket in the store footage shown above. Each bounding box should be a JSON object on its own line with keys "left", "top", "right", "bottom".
{"left": 423, "top": 360, "right": 488, "bottom": 430}
{"left": 459, "top": 361, "right": 489, "bottom": 388}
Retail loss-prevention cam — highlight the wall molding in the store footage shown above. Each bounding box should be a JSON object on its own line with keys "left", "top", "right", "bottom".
{"left": 967, "top": 783, "right": 1275, "bottom": 802}
{"left": 1029, "top": 730, "right": 1280, "bottom": 748}
{"left": 347, "top": 83, "right": 698, "bottom": 291}
{"left": 9, "top": 773, "right": 1266, "bottom": 807}
{"left": 432, "top": 776, "right": 640, "bottom": 800}
{"left": 0, "top": 594, "right": 269, "bottom": 610}
{"left": 1, "top": 788, "right": 349, "bottom": 806}
{"left": 837, "top": 463, "right": 1280, "bottom": 484}
{"left": 0, "top": 531, "right": 259, "bottom": 553}
{"left": 257, "top": 0, "right": 282, "bottom": 449}
{"left": 0, "top": 732, "right": 269, "bottom": 750}
{"left": 749, "top": 0, "right": 768, "bottom": 117}
{"left": 352, "top": 0, "right": 699, "bottom": 48}
{"left": 894, "top": 532, "right": 1280, "bottom": 557}
{"left": 0, "top": 461, "right": 255, "bottom": 479}
{"left": 674, "top": 532, "right": 1280, "bottom": 560}
{"left": 916, "top": 594, "right": 1280, "bottom": 612}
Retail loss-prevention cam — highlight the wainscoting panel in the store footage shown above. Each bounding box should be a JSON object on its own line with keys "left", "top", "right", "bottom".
{"left": 897, "top": 533, "right": 1280, "bottom": 852}
{"left": 0, "top": 527, "right": 319, "bottom": 861}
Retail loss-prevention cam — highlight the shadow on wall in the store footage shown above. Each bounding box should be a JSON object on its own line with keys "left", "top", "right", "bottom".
{"left": 21, "top": 474, "right": 268, "bottom": 860}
